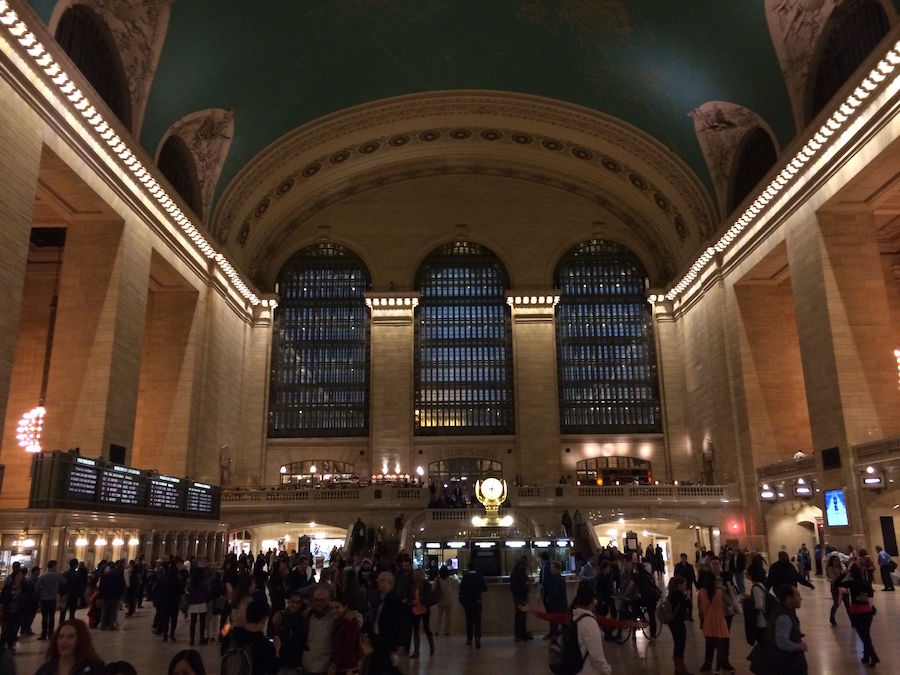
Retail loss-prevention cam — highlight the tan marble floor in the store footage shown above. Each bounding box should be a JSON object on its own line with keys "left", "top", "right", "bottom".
{"left": 9, "top": 578, "right": 897, "bottom": 674}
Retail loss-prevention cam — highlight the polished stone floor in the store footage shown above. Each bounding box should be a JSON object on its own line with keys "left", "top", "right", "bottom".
{"left": 9, "top": 579, "right": 897, "bottom": 674}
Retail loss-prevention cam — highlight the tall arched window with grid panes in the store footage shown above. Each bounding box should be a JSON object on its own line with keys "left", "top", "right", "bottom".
{"left": 268, "top": 244, "right": 371, "bottom": 437}
{"left": 415, "top": 242, "right": 514, "bottom": 435}
{"left": 555, "top": 241, "right": 661, "bottom": 434}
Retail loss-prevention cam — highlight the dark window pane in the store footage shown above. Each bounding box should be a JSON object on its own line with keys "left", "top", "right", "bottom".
{"left": 55, "top": 6, "right": 131, "bottom": 129}
{"left": 268, "top": 244, "right": 371, "bottom": 437}
{"left": 415, "top": 242, "right": 514, "bottom": 435}
{"left": 554, "top": 241, "right": 661, "bottom": 434}
{"left": 158, "top": 135, "right": 203, "bottom": 218}
{"left": 730, "top": 127, "right": 777, "bottom": 213}
{"left": 811, "top": 0, "right": 889, "bottom": 120}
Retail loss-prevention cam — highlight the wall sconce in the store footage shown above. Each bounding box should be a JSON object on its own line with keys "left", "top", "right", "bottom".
{"left": 759, "top": 483, "right": 777, "bottom": 501}
{"left": 112, "top": 536, "right": 124, "bottom": 547}
{"left": 793, "top": 478, "right": 813, "bottom": 498}
{"left": 75, "top": 533, "right": 88, "bottom": 547}
{"left": 861, "top": 466, "right": 885, "bottom": 489}
{"left": 95, "top": 536, "right": 107, "bottom": 547}
{"left": 128, "top": 536, "right": 139, "bottom": 546}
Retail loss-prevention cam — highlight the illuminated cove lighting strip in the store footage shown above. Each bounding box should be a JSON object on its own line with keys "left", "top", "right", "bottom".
{"left": 659, "top": 40, "right": 900, "bottom": 302}
{"left": 0, "top": 1, "right": 260, "bottom": 306}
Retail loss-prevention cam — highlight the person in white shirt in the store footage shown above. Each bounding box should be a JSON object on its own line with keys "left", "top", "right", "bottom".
{"left": 572, "top": 583, "right": 612, "bottom": 675}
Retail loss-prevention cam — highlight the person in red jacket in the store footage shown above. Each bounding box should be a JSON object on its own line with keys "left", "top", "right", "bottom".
{"left": 331, "top": 595, "right": 362, "bottom": 675}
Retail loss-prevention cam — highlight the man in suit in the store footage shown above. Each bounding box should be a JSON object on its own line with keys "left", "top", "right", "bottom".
{"left": 673, "top": 553, "right": 697, "bottom": 620}
{"left": 367, "top": 571, "right": 404, "bottom": 675}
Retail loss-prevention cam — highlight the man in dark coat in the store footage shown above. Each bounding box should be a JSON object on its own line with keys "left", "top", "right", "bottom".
{"left": 367, "top": 571, "right": 405, "bottom": 675}
{"left": 458, "top": 560, "right": 488, "bottom": 647}
{"left": 509, "top": 556, "right": 532, "bottom": 641}
{"left": 765, "top": 551, "right": 815, "bottom": 591}
{"left": 542, "top": 561, "right": 567, "bottom": 639}
{"left": 673, "top": 553, "right": 697, "bottom": 620}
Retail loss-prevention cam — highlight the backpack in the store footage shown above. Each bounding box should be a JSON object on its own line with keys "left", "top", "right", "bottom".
{"left": 656, "top": 596, "right": 676, "bottom": 625}
{"left": 548, "top": 613, "right": 591, "bottom": 675}
{"left": 220, "top": 640, "right": 253, "bottom": 675}
{"left": 741, "top": 583, "right": 778, "bottom": 646}
{"left": 635, "top": 573, "right": 662, "bottom": 605}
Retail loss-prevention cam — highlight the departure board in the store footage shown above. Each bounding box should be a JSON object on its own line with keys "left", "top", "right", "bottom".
{"left": 30, "top": 452, "right": 219, "bottom": 519}
{"left": 99, "top": 466, "right": 145, "bottom": 506}
{"left": 149, "top": 476, "right": 183, "bottom": 510}
{"left": 185, "top": 483, "right": 215, "bottom": 514}
{"left": 68, "top": 457, "right": 99, "bottom": 500}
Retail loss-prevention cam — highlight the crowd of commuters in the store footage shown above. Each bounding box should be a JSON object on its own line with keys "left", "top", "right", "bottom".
{"left": 0, "top": 534, "right": 894, "bottom": 674}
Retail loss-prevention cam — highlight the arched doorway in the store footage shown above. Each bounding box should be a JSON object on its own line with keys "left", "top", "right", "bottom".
{"left": 427, "top": 458, "right": 503, "bottom": 507}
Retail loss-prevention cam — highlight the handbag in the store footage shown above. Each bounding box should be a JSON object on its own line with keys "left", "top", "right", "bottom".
{"left": 357, "top": 633, "right": 374, "bottom": 660}
{"left": 179, "top": 594, "right": 189, "bottom": 615}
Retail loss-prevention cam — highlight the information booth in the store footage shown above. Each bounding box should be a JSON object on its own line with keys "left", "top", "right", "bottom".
{"left": 412, "top": 537, "right": 573, "bottom": 579}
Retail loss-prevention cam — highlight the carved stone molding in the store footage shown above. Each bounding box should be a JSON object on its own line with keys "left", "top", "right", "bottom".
{"left": 245, "top": 155, "right": 678, "bottom": 291}
{"left": 157, "top": 108, "right": 235, "bottom": 222}
{"left": 690, "top": 102, "right": 779, "bottom": 217}
{"left": 765, "top": 0, "right": 842, "bottom": 130}
{"left": 214, "top": 91, "right": 716, "bottom": 246}
{"left": 49, "top": 0, "right": 173, "bottom": 137}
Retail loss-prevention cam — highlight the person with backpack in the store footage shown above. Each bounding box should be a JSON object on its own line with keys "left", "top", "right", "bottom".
{"left": 220, "top": 599, "right": 280, "bottom": 675}
{"left": 562, "top": 583, "right": 612, "bottom": 675}
{"left": 747, "top": 584, "right": 809, "bottom": 675}
{"left": 662, "top": 576, "right": 692, "bottom": 675}
{"left": 744, "top": 565, "right": 776, "bottom": 647}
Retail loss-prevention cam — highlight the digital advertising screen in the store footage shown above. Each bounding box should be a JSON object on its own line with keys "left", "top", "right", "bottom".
{"left": 824, "top": 488, "right": 849, "bottom": 526}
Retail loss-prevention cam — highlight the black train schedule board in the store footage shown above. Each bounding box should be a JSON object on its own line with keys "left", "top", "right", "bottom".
{"left": 28, "top": 450, "right": 220, "bottom": 519}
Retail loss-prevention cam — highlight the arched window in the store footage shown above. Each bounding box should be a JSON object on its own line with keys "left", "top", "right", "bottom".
{"left": 810, "top": 0, "right": 889, "bottom": 120}
{"left": 415, "top": 242, "right": 514, "bottom": 435}
{"left": 55, "top": 5, "right": 132, "bottom": 130}
{"left": 576, "top": 456, "right": 652, "bottom": 486}
{"left": 158, "top": 135, "right": 203, "bottom": 218}
{"left": 268, "top": 244, "right": 371, "bottom": 437}
{"left": 729, "top": 127, "right": 777, "bottom": 214}
{"left": 555, "top": 241, "right": 660, "bottom": 434}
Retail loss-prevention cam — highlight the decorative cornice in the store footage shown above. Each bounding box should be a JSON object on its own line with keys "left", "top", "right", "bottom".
{"left": 214, "top": 92, "right": 716, "bottom": 247}
{"left": 246, "top": 153, "right": 679, "bottom": 289}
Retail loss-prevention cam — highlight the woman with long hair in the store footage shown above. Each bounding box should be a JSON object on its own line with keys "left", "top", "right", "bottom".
{"left": 697, "top": 557, "right": 735, "bottom": 674}
{"left": 409, "top": 568, "right": 435, "bottom": 658}
{"left": 0, "top": 568, "right": 31, "bottom": 650}
{"left": 839, "top": 563, "right": 879, "bottom": 666}
{"left": 33, "top": 619, "right": 104, "bottom": 675}
{"left": 186, "top": 565, "right": 210, "bottom": 646}
{"left": 666, "top": 576, "right": 692, "bottom": 675}
{"left": 167, "top": 649, "right": 207, "bottom": 675}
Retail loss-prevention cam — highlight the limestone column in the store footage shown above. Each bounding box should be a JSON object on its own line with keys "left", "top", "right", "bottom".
{"left": 651, "top": 297, "right": 688, "bottom": 482}
{"left": 365, "top": 294, "right": 418, "bottom": 478}
{"left": 237, "top": 300, "right": 275, "bottom": 485}
{"left": 788, "top": 209, "right": 900, "bottom": 547}
{"left": 508, "top": 292, "right": 561, "bottom": 485}
{"left": 0, "top": 82, "right": 43, "bottom": 506}
{"left": 41, "top": 220, "right": 150, "bottom": 460}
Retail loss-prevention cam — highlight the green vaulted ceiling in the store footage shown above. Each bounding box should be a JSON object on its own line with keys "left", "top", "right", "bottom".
{"left": 28, "top": 1, "right": 886, "bottom": 209}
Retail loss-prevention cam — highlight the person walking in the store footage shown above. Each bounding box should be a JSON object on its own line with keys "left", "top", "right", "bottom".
{"left": 561, "top": 510, "right": 573, "bottom": 538}
{"left": 458, "top": 561, "right": 487, "bottom": 648}
{"left": 365, "top": 571, "right": 404, "bottom": 675}
{"left": 59, "top": 559, "right": 84, "bottom": 625}
{"left": 825, "top": 554, "right": 849, "bottom": 626}
{"left": 409, "top": 569, "right": 435, "bottom": 657}
{"left": 769, "top": 584, "right": 809, "bottom": 674}
{"left": 839, "top": 563, "right": 880, "bottom": 666}
{"left": 34, "top": 560, "right": 65, "bottom": 641}
{"left": 431, "top": 566, "right": 457, "bottom": 637}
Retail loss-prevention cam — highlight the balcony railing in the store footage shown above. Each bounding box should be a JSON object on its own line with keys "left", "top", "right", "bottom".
{"left": 756, "top": 455, "right": 817, "bottom": 482}
{"left": 853, "top": 435, "right": 900, "bottom": 463}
